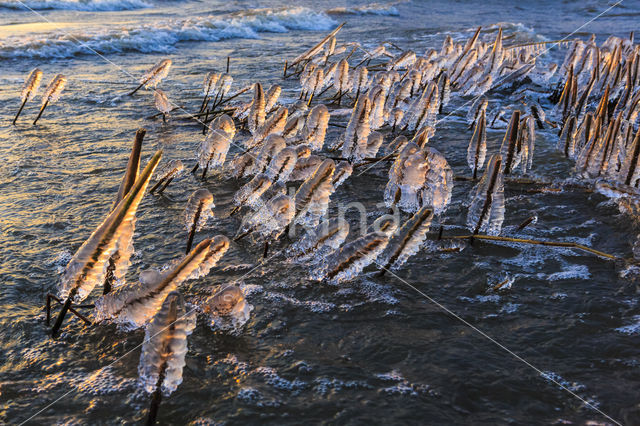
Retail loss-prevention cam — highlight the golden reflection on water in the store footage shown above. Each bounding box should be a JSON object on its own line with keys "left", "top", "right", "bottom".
{"left": 0, "top": 22, "right": 78, "bottom": 37}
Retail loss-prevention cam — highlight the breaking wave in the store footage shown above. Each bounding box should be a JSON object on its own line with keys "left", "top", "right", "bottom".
{"left": 0, "top": 0, "right": 152, "bottom": 11}
{"left": 0, "top": 7, "right": 338, "bottom": 59}
{"left": 325, "top": 1, "right": 403, "bottom": 16}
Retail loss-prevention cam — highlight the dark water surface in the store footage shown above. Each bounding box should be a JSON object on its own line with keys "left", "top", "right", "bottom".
{"left": 1, "top": 0, "right": 640, "bottom": 424}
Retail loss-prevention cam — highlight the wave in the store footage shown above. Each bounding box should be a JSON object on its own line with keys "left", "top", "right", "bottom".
{"left": 0, "top": 7, "right": 338, "bottom": 59}
{"left": 325, "top": 1, "right": 404, "bottom": 16}
{"left": 0, "top": 0, "right": 152, "bottom": 11}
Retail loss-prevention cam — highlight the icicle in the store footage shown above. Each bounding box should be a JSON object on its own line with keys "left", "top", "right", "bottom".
{"left": 283, "top": 114, "right": 307, "bottom": 140}
{"left": 467, "top": 154, "right": 505, "bottom": 235}
{"left": 391, "top": 108, "right": 404, "bottom": 132}
{"left": 402, "top": 82, "right": 438, "bottom": 132}
{"left": 21, "top": 68, "right": 43, "bottom": 102}
{"left": 333, "top": 59, "right": 351, "bottom": 104}
{"left": 437, "top": 70, "right": 450, "bottom": 111}
{"left": 396, "top": 149, "right": 427, "bottom": 213}
{"left": 150, "top": 159, "right": 184, "bottom": 193}
{"left": 351, "top": 66, "right": 369, "bottom": 98}
{"left": 485, "top": 28, "right": 504, "bottom": 77}
{"left": 620, "top": 126, "right": 640, "bottom": 186}
{"left": 388, "top": 50, "right": 417, "bottom": 70}
{"left": 203, "top": 72, "right": 220, "bottom": 97}
{"left": 410, "top": 126, "right": 434, "bottom": 148}
{"left": 230, "top": 153, "right": 255, "bottom": 179}
{"left": 518, "top": 115, "right": 536, "bottom": 173}
{"left": 358, "top": 131, "right": 384, "bottom": 159}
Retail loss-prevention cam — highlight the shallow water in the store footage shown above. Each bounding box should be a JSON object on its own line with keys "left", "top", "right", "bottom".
{"left": 1, "top": 0, "right": 640, "bottom": 424}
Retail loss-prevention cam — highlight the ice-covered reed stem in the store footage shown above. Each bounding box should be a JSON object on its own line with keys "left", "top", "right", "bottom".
{"left": 33, "top": 74, "right": 66, "bottom": 125}
{"left": 14, "top": 68, "right": 42, "bottom": 125}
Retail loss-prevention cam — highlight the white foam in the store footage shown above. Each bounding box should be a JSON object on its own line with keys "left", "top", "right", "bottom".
{"left": 0, "top": 0, "right": 151, "bottom": 11}
{"left": 0, "top": 7, "right": 337, "bottom": 59}
{"left": 325, "top": 1, "right": 402, "bottom": 16}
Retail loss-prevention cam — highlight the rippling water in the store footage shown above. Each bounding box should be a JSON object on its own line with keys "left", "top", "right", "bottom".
{"left": 2, "top": 0, "right": 640, "bottom": 424}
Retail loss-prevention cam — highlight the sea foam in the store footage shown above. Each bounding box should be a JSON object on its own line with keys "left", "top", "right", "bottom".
{"left": 0, "top": 7, "right": 337, "bottom": 59}
{"left": 0, "top": 0, "right": 152, "bottom": 11}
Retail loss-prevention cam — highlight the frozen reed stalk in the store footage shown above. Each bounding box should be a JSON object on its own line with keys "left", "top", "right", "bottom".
{"left": 209, "top": 74, "right": 234, "bottom": 110}
{"left": 231, "top": 174, "right": 273, "bottom": 214}
{"left": 94, "top": 237, "right": 229, "bottom": 330}
{"left": 500, "top": 110, "right": 521, "bottom": 175}
{"left": 149, "top": 159, "right": 184, "bottom": 194}
{"left": 342, "top": 94, "right": 372, "bottom": 162}
{"left": 196, "top": 129, "right": 232, "bottom": 179}
{"left": 184, "top": 189, "right": 215, "bottom": 254}
{"left": 33, "top": 74, "right": 66, "bottom": 125}
{"left": 235, "top": 194, "right": 295, "bottom": 257}
{"left": 289, "top": 22, "right": 346, "bottom": 70}
{"left": 14, "top": 68, "right": 42, "bottom": 125}
{"left": 248, "top": 83, "right": 266, "bottom": 135}
{"left": 467, "top": 154, "right": 505, "bottom": 236}
{"left": 333, "top": 59, "right": 351, "bottom": 106}
{"left": 313, "top": 225, "right": 391, "bottom": 284}
{"left": 104, "top": 128, "right": 146, "bottom": 295}
{"left": 51, "top": 151, "right": 162, "bottom": 338}
{"left": 378, "top": 206, "right": 433, "bottom": 276}
{"left": 154, "top": 89, "right": 172, "bottom": 123}
{"left": 301, "top": 104, "right": 330, "bottom": 151}
{"left": 289, "top": 218, "right": 349, "bottom": 263}
{"left": 139, "top": 291, "right": 196, "bottom": 425}
{"left": 294, "top": 159, "right": 336, "bottom": 227}
{"left": 467, "top": 109, "right": 487, "bottom": 179}
{"left": 200, "top": 72, "right": 220, "bottom": 113}
{"left": 129, "top": 59, "right": 172, "bottom": 96}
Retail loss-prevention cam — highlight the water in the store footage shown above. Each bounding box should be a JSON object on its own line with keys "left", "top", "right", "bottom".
{"left": 1, "top": 0, "right": 640, "bottom": 424}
